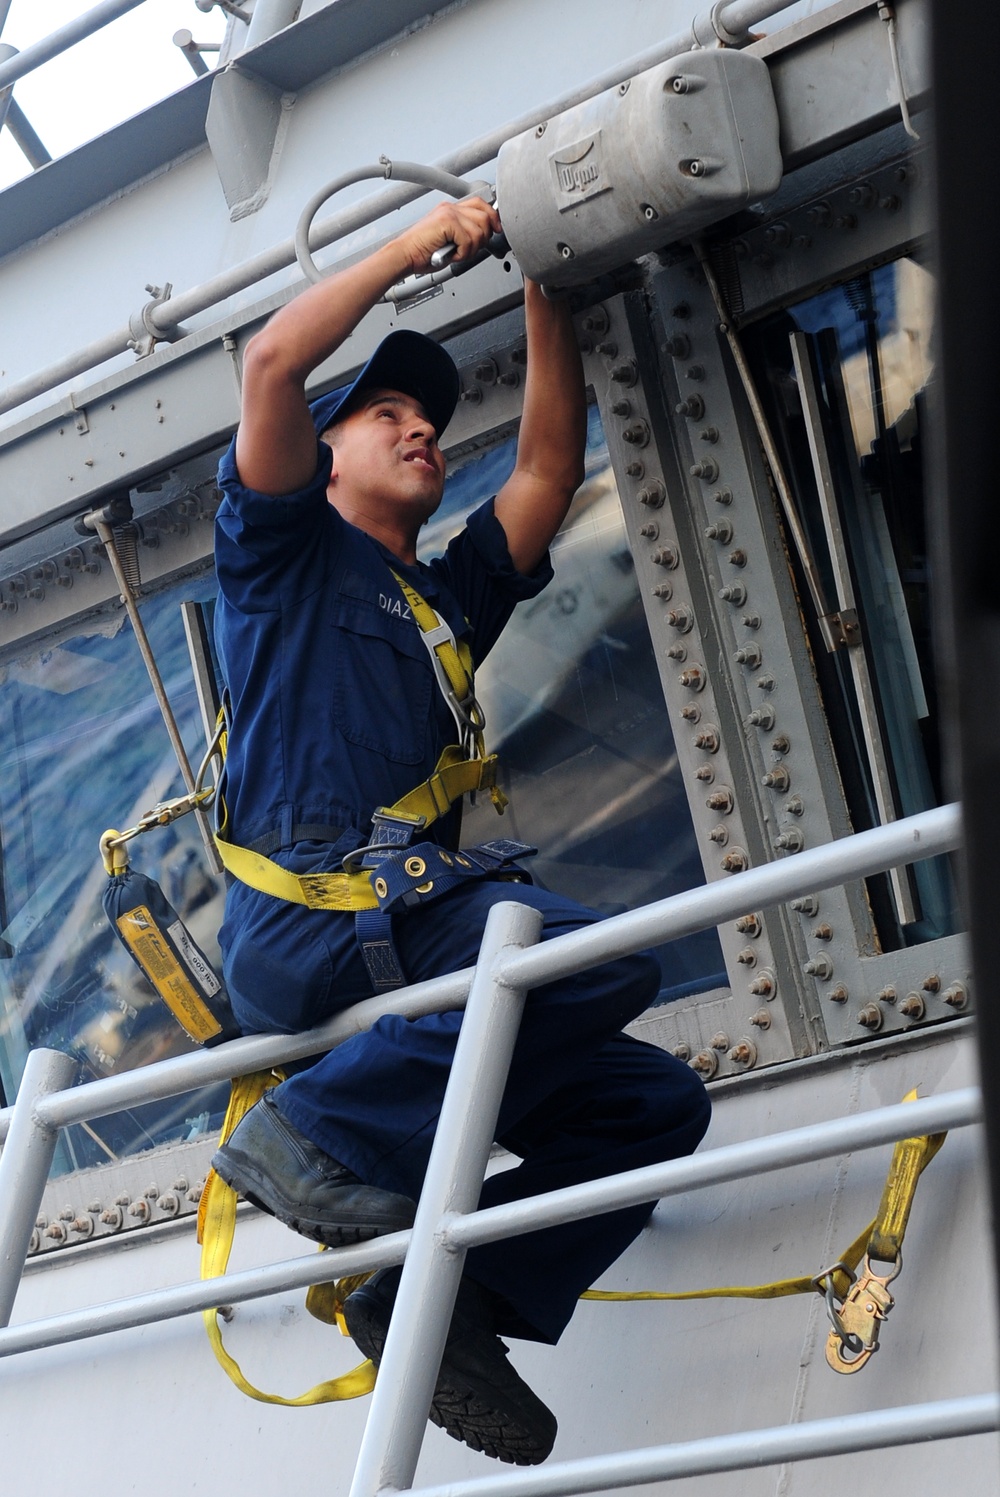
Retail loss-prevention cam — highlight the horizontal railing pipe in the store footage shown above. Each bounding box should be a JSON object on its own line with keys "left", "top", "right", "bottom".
{"left": 403, "top": 1395, "right": 1000, "bottom": 1497}
{"left": 0, "top": 804, "right": 961, "bottom": 1143}
{"left": 0, "top": 1224, "right": 411, "bottom": 1360}
{"left": 0, "top": 967, "right": 473, "bottom": 1145}
{"left": 0, "top": 0, "right": 809, "bottom": 418}
{"left": 495, "top": 804, "right": 960, "bottom": 991}
{"left": 0, "top": 0, "right": 151, "bottom": 90}
{"left": 441, "top": 1087, "right": 980, "bottom": 1252}
{"left": 33, "top": 967, "right": 473, "bottom": 1132}
{"left": 0, "top": 1087, "right": 978, "bottom": 1360}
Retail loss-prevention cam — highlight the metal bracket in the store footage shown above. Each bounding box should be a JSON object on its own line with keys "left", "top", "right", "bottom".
{"left": 690, "top": 0, "right": 753, "bottom": 50}
{"left": 69, "top": 395, "right": 89, "bottom": 434}
{"left": 128, "top": 283, "right": 183, "bottom": 358}
{"left": 75, "top": 493, "right": 133, "bottom": 533}
{"left": 823, "top": 608, "right": 862, "bottom": 649}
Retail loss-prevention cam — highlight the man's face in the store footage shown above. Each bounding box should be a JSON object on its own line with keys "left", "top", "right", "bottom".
{"left": 323, "top": 387, "right": 446, "bottom": 525}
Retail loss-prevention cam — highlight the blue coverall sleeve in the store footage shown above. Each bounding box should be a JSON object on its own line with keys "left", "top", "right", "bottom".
{"left": 214, "top": 437, "right": 340, "bottom": 613}
{"left": 430, "top": 497, "right": 554, "bottom": 664}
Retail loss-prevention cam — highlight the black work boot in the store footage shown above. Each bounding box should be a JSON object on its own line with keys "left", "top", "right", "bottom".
{"left": 211, "top": 1092, "right": 416, "bottom": 1247}
{"left": 344, "top": 1267, "right": 557, "bottom": 1465}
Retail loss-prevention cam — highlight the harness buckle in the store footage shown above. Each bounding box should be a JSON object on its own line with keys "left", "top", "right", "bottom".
{"left": 341, "top": 808, "right": 426, "bottom": 872}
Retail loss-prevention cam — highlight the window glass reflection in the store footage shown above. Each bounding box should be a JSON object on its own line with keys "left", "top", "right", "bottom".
{"left": 0, "top": 585, "right": 227, "bottom": 1171}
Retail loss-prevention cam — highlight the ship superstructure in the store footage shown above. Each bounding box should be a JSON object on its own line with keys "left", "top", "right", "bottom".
{"left": 1, "top": 2, "right": 996, "bottom": 1493}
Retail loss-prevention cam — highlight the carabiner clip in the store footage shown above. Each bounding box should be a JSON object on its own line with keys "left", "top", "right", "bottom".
{"left": 823, "top": 1253, "right": 900, "bottom": 1374}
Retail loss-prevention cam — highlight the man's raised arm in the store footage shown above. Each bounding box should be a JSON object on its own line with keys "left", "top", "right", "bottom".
{"left": 235, "top": 197, "right": 501, "bottom": 496}
{"left": 493, "top": 280, "right": 587, "bottom": 575}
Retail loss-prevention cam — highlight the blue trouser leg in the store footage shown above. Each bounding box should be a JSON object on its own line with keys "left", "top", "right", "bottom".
{"left": 472, "top": 1032, "right": 711, "bottom": 1342}
{"left": 255, "top": 881, "right": 711, "bottom": 1343}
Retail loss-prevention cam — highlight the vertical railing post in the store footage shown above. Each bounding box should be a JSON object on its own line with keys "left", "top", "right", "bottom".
{"left": 349, "top": 900, "right": 544, "bottom": 1497}
{"left": 0, "top": 1047, "right": 78, "bottom": 1327}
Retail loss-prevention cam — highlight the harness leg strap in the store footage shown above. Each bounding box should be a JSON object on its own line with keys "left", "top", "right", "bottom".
{"left": 354, "top": 908, "right": 407, "bottom": 993}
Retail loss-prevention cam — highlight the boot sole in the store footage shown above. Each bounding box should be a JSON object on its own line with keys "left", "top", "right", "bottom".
{"left": 345, "top": 1288, "right": 556, "bottom": 1465}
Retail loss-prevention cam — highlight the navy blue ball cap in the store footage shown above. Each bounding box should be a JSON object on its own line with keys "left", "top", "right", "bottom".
{"left": 309, "top": 330, "right": 460, "bottom": 440}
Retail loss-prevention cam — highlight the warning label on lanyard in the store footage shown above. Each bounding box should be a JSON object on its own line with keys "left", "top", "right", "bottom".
{"left": 116, "top": 905, "right": 223, "bottom": 1043}
{"left": 168, "top": 919, "right": 222, "bottom": 996}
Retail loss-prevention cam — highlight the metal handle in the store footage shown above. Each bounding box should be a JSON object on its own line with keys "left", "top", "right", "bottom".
{"left": 294, "top": 157, "right": 495, "bottom": 286}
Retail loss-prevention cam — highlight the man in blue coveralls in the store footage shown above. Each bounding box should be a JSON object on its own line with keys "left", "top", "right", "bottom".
{"left": 211, "top": 195, "right": 710, "bottom": 1465}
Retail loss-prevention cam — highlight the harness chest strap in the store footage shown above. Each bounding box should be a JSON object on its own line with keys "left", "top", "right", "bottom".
{"left": 389, "top": 571, "right": 483, "bottom": 753}
{"left": 215, "top": 575, "right": 505, "bottom": 908}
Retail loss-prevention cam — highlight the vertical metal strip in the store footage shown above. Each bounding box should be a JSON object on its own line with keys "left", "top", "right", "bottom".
{"left": 788, "top": 330, "right": 917, "bottom": 925}
{"left": 692, "top": 239, "right": 842, "bottom": 653}
{"left": 180, "top": 601, "right": 223, "bottom": 756}
{"left": 93, "top": 519, "right": 223, "bottom": 874}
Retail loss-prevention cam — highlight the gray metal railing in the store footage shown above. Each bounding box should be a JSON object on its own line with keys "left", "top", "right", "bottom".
{"left": 0, "top": 0, "right": 151, "bottom": 171}
{"left": 0, "top": 801, "right": 995, "bottom": 1492}
{"left": 0, "top": 0, "right": 152, "bottom": 92}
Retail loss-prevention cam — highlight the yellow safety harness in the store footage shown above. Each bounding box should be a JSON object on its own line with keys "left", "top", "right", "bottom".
{"left": 94, "top": 552, "right": 945, "bottom": 1396}
{"left": 212, "top": 571, "right": 506, "bottom": 911}
{"left": 197, "top": 1086, "right": 945, "bottom": 1402}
